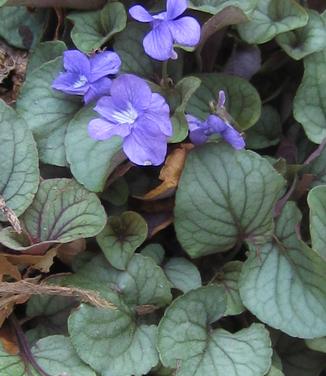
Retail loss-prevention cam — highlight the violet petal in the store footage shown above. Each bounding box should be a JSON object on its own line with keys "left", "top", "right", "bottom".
{"left": 89, "top": 51, "right": 121, "bottom": 82}
{"left": 166, "top": 0, "right": 187, "bottom": 20}
{"left": 88, "top": 118, "right": 131, "bottom": 141}
{"left": 167, "top": 17, "right": 201, "bottom": 47}
{"left": 129, "top": 5, "right": 153, "bottom": 22}
{"left": 63, "top": 50, "right": 90, "bottom": 75}
{"left": 84, "top": 77, "right": 112, "bottom": 104}
{"left": 143, "top": 22, "right": 174, "bottom": 61}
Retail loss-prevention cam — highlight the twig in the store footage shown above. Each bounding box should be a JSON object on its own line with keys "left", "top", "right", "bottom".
{"left": 0, "top": 195, "right": 22, "bottom": 234}
{"left": 0, "top": 281, "right": 116, "bottom": 310}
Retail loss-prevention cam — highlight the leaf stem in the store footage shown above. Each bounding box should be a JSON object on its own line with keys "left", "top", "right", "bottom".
{"left": 10, "top": 315, "right": 51, "bottom": 376}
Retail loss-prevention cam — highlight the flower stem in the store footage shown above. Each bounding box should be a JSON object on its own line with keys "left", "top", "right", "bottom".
{"left": 161, "top": 60, "right": 169, "bottom": 87}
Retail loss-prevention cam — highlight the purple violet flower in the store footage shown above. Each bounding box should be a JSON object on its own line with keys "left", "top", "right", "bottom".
{"left": 88, "top": 74, "right": 172, "bottom": 166}
{"left": 52, "top": 50, "right": 121, "bottom": 104}
{"left": 186, "top": 91, "right": 245, "bottom": 150}
{"left": 129, "top": 0, "right": 201, "bottom": 61}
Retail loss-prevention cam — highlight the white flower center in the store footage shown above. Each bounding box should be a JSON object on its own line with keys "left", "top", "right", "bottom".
{"left": 112, "top": 102, "right": 138, "bottom": 124}
{"left": 73, "top": 75, "right": 88, "bottom": 88}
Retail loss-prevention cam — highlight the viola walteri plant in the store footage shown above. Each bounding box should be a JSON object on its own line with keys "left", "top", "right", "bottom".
{"left": 0, "top": 0, "right": 326, "bottom": 375}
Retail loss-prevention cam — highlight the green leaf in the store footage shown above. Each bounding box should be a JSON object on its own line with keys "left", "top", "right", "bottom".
{"left": 0, "top": 6, "right": 48, "bottom": 49}
{"left": 174, "top": 143, "right": 285, "bottom": 257}
{"left": 189, "top": 0, "right": 258, "bottom": 16}
{"left": 16, "top": 57, "right": 82, "bottom": 166}
{"left": 66, "top": 254, "right": 170, "bottom": 376}
{"left": 97, "top": 211, "right": 148, "bottom": 270}
{"left": 266, "top": 352, "right": 284, "bottom": 376}
{"left": 215, "top": 261, "right": 245, "bottom": 315}
{"left": 306, "top": 146, "right": 326, "bottom": 187}
{"left": 307, "top": 185, "right": 326, "bottom": 259}
{"left": 68, "top": 2, "right": 127, "bottom": 53}
{"left": 0, "top": 179, "right": 106, "bottom": 251}
{"left": 246, "top": 105, "right": 282, "bottom": 149}
{"left": 141, "top": 243, "right": 165, "bottom": 265}
{"left": 305, "top": 337, "right": 326, "bottom": 353}
{"left": 102, "top": 177, "right": 129, "bottom": 206}
{"left": 0, "top": 336, "right": 96, "bottom": 376}
{"left": 0, "top": 342, "right": 26, "bottom": 376}
{"left": 65, "top": 105, "right": 123, "bottom": 192}
{"left": 114, "top": 22, "right": 158, "bottom": 77}
{"left": 65, "top": 253, "right": 172, "bottom": 307}
{"left": 69, "top": 304, "right": 159, "bottom": 376}
{"left": 186, "top": 73, "right": 261, "bottom": 130}
{"left": 239, "top": 202, "right": 326, "bottom": 338}
{"left": 293, "top": 49, "right": 326, "bottom": 144}
{"left": 276, "top": 334, "right": 326, "bottom": 376}
{"left": 32, "top": 335, "right": 96, "bottom": 376}
{"left": 164, "top": 257, "right": 202, "bottom": 293}
{"left": 26, "top": 40, "right": 67, "bottom": 75}
{"left": 157, "top": 285, "right": 272, "bottom": 376}
{"left": 26, "top": 292, "right": 76, "bottom": 342}
{"left": 276, "top": 9, "right": 326, "bottom": 60}
{"left": 169, "top": 77, "right": 201, "bottom": 143}
{"left": 237, "top": 0, "right": 308, "bottom": 44}
{"left": 0, "top": 100, "right": 39, "bottom": 221}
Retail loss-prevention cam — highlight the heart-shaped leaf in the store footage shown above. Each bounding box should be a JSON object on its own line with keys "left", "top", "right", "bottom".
{"left": 65, "top": 105, "right": 123, "bottom": 192}
{"left": 68, "top": 2, "right": 127, "bottom": 53}
{"left": 97, "top": 211, "right": 148, "bottom": 270}
{"left": 276, "top": 9, "right": 326, "bottom": 60}
{"left": 0, "top": 336, "right": 96, "bottom": 376}
{"left": 164, "top": 257, "right": 202, "bottom": 293}
{"left": 16, "top": 57, "right": 82, "bottom": 166}
{"left": 293, "top": 49, "right": 326, "bottom": 144}
{"left": 239, "top": 202, "right": 326, "bottom": 338}
{"left": 186, "top": 73, "right": 261, "bottom": 130}
{"left": 157, "top": 285, "right": 272, "bottom": 376}
{"left": 307, "top": 185, "right": 326, "bottom": 259}
{"left": 174, "top": 143, "right": 285, "bottom": 257}
{"left": 67, "top": 253, "right": 171, "bottom": 376}
{"left": 69, "top": 304, "right": 158, "bottom": 376}
{"left": 0, "top": 100, "right": 39, "bottom": 222}
{"left": 0, "top": 6, "right": 48, "bottom": 49}
{"left": 0, "top": 179, "right": 106, "bottom": 251}
{"left": 237, "top": 0, "right": 308, "bottom": 44}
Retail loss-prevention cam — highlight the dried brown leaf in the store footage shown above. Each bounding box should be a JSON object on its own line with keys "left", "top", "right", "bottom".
{"left": 141, "top": 144, "right": 193, "bottom": 201}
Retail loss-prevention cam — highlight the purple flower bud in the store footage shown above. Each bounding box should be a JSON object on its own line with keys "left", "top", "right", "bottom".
{"left": 129, "top": 0, "right": 201, "bottom": 61}
{"left": 186, "top": 91, "right": 245, "bottom": 150}
{"left": 88, "top": 74, "right": 172, "bottom": 166}
{"left": 52, "top": 50, "right": 121, "bottom": 104}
